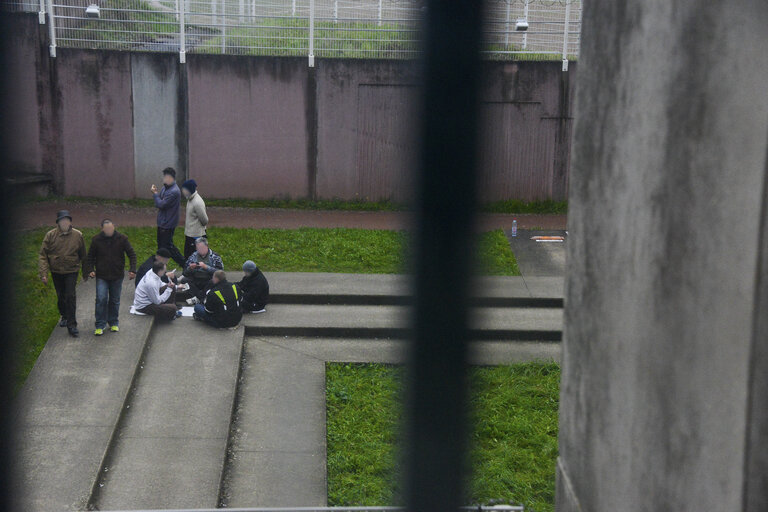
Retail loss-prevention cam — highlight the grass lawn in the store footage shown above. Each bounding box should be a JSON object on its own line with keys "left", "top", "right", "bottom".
{"left": 15, "top": 227, "right": 518, "bottom": 388}
{"left": 326, "top": 362, "right": 560, "bottom": 512}
{"left": 29, "top": 195, "right": 567, "bottom": 215}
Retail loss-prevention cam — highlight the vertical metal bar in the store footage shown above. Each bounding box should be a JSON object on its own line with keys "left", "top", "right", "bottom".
{"left": 522, "top": 0, "right": 529, "bottom": 49}
{"left": 378, "top": 0, "right": 382, "bottom": 26}
{"left": 38, "top": 0, "right": 45, "bottom": 24}
{"left": 505, "top": 0, "right": 510, "bottom": 47}
{"left": 405, "top": 2, "right": 484, "bottom": 512}
{"left": 221, "top": 0, "right": 226, "bottom": 54}
{"left": 179, "top": 0, "right": 186, "bottom": 63}
{"left": 562, "top": 0, "right": 571, "bottom": 69}
{"left": 239, "top": 0, "right": 244, "bottom": 22}
{"left": 175, "top": 0, "right": 179, "bottom": 21}
{"left": 334, "top": 0, "right": 338, "bottom": 23}
{"left": 46, "top": 0, "right": 56, "bottom": 57}
{"left": 308, "top": 0, "right": 315, "bottom": 66}
{"left": 292, "top": 0, "right": 296, "bottom": 17}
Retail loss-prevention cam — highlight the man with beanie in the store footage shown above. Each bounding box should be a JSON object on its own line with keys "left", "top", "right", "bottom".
{"left": 151, "top": 167, "right": 185, "bottom": 268}
{"left": 84, "top": 220, "right": 137, "bottom": 336}
{"left": 38, "top": 210, "right": 87, "bottom": 337}
{"left": 238, "top": 260, "right": 269, "bottom": 313}
{"left": 181, "top": 179, "right": 209, "bottom": 260}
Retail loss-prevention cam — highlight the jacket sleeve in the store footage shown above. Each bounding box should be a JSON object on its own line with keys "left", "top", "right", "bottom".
{"left": 84, "top": 237, "right": 97, "bottom": 276}
{"left": 38, "top": 232, "right": 51, "bottom": 278}
{"left": 124, "top": 237, "right": 138, "bottom": 273}
{"left": 204, "top": 289, "right": 224, "bottom": 314}
{"left": 197, "top": 199, "right": 209, "bottom": 227}
{"left": 212, "top": 253, "right": 224, "bottom": 271}
{"left": 153, "top": 186, "right": 179, "bottom": 211}
{"left": 79, "top": 234, "right": 87, "bottom": 278}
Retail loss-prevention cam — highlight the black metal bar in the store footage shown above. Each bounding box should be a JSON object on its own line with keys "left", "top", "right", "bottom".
{"left": 405, "top": 1, "right": 485, "bottom": 512}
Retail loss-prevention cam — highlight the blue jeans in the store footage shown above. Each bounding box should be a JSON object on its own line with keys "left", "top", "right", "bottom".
{"left": 95, "top": 278, "right": 123, "bottom": 329}
{"left": 194, "top": 303, "right": 220, "bottom": 327}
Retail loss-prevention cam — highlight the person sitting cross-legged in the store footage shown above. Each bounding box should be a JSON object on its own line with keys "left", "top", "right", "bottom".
{"left": 180, "top": 237, "right": 223, "bottom": 304}
{"left": 193, "top": 270, "right": 243, "bottom": 328}
{"left": 238, "top": 260, "right": 269, "bottom": 313}
{"left": 133, "top": 261, "right": 182, "bottom": 322}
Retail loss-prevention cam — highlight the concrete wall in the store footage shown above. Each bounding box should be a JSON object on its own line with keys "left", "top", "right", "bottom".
{"left": 558, "top": 0, "right": 768, "bottom": 511}
{"left": 2, "top": 12, "right": 576, "bottom": 202}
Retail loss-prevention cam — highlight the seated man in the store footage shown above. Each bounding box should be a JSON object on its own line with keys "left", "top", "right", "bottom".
{"left": 133, "top": 261, "right": 182, "bottom": 321}
{"left": 238, "top": 260, "right": 269, "bottom": 313}
{"left": 181, "top": 237, "right": 223, "bottom": 303}
{"left": 135, "top": 248, "right": 177, "bottom": 289}
{"left": 193, "top": 270, "right": 243, "bottom": 328}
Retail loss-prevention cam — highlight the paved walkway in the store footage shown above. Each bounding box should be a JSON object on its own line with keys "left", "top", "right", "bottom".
{"left": 13, "top": 272, "right": 563, "bottom": 511}
{"left": 18, "top": 200, "right": 567, "bottom": 231}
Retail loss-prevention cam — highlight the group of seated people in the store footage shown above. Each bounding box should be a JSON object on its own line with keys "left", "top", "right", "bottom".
{"left": 132, "top": 237, "right": 269, "bottom": 328}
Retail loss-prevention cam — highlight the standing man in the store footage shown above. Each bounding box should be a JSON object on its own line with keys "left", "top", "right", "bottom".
{"left": 151, "top": 167, "right": 185, "bottom": 268}
{"left": 181, "top": 179, "right": 209, "bottom": 260}
{"left": 38, "top": 210, "right": 86, "bottom": 338}
{"left": 84, "top": 220, "right": 137, "bottom": 336}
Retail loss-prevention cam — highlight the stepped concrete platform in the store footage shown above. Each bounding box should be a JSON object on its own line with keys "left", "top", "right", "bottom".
{"left": 244, "top": 304, "right": 563, "bottom": 340}
{"left": 12, "top": 277, "right": 154, "bottom": 512}
{"left": 13, "top": 271, "right": 563, "bottom": 512}
{"left": 93, "top": 322, "right": 244, "bottom": 510}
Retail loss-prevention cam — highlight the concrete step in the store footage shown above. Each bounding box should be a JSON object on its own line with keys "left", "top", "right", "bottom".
{"left": 12, "top": 277, "right": 154, "bottom": 512}
{"left": 243, "top": 304, "right": 563, "bottom": 341}
{"left": 93, "top": 321, "right": 244, "bottom": 510}
{"left": 264, "top": 272, "right": 564, "bottom": 307}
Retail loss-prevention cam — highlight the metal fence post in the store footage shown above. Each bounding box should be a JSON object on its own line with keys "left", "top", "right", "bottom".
{"left": 562, "top": 0, "right": 570, "bottom": 70}
{"left": 45, "top": 0, "right": 56, "bottom": 57}
{"left": 308, "top": 0, "right": 315, "bottom": 67}
{"left": 377, "top": 0, "right": 382, "bottom": 26}
{"left": 221, "top": 0, "right": 226, "bottom": 54}
{"left": 334, "top": 0, "right": 338, "bottom": 23}
{"left": 292, "top": 0, "right": 295, "bottom": 16}
{"left": 179, "top": 0, "right": 186, "bottom": 63}
{"left": 504, "top": 0, "right": 510, "bottom": 47}
{"left": 522, "top": 0, "right": 529, "bottom": 49}
{"left": 38, "top": 0, "right": 45, "bottom": 24}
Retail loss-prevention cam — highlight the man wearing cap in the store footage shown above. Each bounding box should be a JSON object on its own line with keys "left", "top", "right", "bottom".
{"left": 84, "top": 220, "right": 137, "bottom": 336}
{"left": 238, "top": 260, "right": 269, "bottom": 313}
{"left": 38, "top": 210, "right": 87, "bottom": 337}
{"left": 151, "top": 167, "right": 185, "bottom": 268}
{"left": 135, "top": 248, "right": 178, "bottom": 290}
{"left": 181, "top": 179, "right": 209, "bottom": 260}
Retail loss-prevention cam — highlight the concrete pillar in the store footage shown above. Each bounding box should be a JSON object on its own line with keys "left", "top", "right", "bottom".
{"left": 558, "top": 0, "right": 768, "bottom": 511}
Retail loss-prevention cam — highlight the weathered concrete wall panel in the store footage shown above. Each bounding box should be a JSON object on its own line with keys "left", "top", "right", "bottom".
{"left": 558, "top": 0, "right": 768, "bottom": 511}
{"left": 55, "top": 50, "right": 135, "bottom": 198}
{"left": 131, "top": 53, "right": 185, "bottom": 197}
{"left": 187, "top": 55, "right": 309, "bottom": 199}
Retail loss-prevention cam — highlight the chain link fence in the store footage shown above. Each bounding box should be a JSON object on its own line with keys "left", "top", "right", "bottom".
{"left": 10, "top": 0, "right": 581, "bottom": 61}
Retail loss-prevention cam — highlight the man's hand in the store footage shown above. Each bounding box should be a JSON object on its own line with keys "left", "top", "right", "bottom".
{"left": 89, "top": 271, "right": 96, "bottom": 279}
{"left": 189, "top": 262, "right": 198, "bottom": 269}
{"left": 198, "top": 262, "right": 208, "bottom": 270}
{"left": 151, "top": 184, "right": 158, "bottom": 194}
{"left": 166, "top": 271, "right": 175, "bottom": 280}
{"left": 129, "top": 272, "right": 136, "bottom": 280}
{"left": 40, "top": 275, "right": 48, "bottom": 285}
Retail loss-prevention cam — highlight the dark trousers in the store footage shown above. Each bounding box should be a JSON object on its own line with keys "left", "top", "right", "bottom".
{"left": 177, "top": 279, "right": 212, "bottom": 302}
{"left": 157, "top": 227, "right": 186, "bottom": 268}
{"left": 138, "top": 290, "right": 178, "bottom": 322}
{"left": 52, "top": 272, "right": 78, "bottom": 328}
{"left": 184, "top": 233, "right": 208, "bottom": 261}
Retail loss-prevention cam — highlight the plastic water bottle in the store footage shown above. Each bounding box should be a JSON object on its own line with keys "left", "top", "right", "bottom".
{"left": 511, "top": 219, "right": 518, "bottom": 237}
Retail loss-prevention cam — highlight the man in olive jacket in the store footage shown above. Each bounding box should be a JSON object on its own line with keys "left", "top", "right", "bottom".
{"left": 38, "top": 210, "right": 87, "bottom": 337}
{"left": 84, "top": 220, "right": 137, "bottom": 336}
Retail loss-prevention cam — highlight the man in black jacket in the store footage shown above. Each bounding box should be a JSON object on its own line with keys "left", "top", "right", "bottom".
{"left": 135, "top": 248, "right": 178, "bottom": 289}
{"left": 238, "top": 260, "right": 269, "bottom": 312}
{"left": 84, "top": 220, "right": 137, "bottom": 336}
{"left": 193, "top": 270, "right": 242, "bottom": 328}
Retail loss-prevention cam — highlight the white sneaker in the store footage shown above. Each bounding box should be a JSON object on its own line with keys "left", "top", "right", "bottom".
{"left": 186, "top": 297, "right": 199, "bottom": 305}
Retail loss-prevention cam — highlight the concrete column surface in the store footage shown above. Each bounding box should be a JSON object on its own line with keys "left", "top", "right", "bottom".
{"left": 557, "top": 1, "right": 768, "bottom": 511}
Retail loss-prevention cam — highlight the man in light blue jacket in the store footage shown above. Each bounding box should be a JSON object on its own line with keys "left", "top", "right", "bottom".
{"left": 151, "top": 167, "right": 185, "bottom": 268}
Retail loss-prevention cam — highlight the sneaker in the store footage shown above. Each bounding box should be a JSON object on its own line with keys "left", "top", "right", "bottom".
{"left": 59, "top": 317, "right": 67, "bottom": 328}
{"left": 94, "top": 328, "right": 104, "bottom": 336}
{"left": 193, "top": 313, "right": 202, "bottom": 321}
{"left": 175, "top": 310, "right": 183, "bottom": 319}
{"left": 68, "top": 327, "right": 79, "bottom": 338}
{"left": 186, "top": 297, "right": 199, "bottom": 305}
{"left": 110, "top": 326, "right": 119, "bottom": 333}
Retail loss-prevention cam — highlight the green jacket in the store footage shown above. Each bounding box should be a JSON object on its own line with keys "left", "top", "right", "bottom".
{"left": 38, "top": 227, "right": 87, "bottom": 278}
